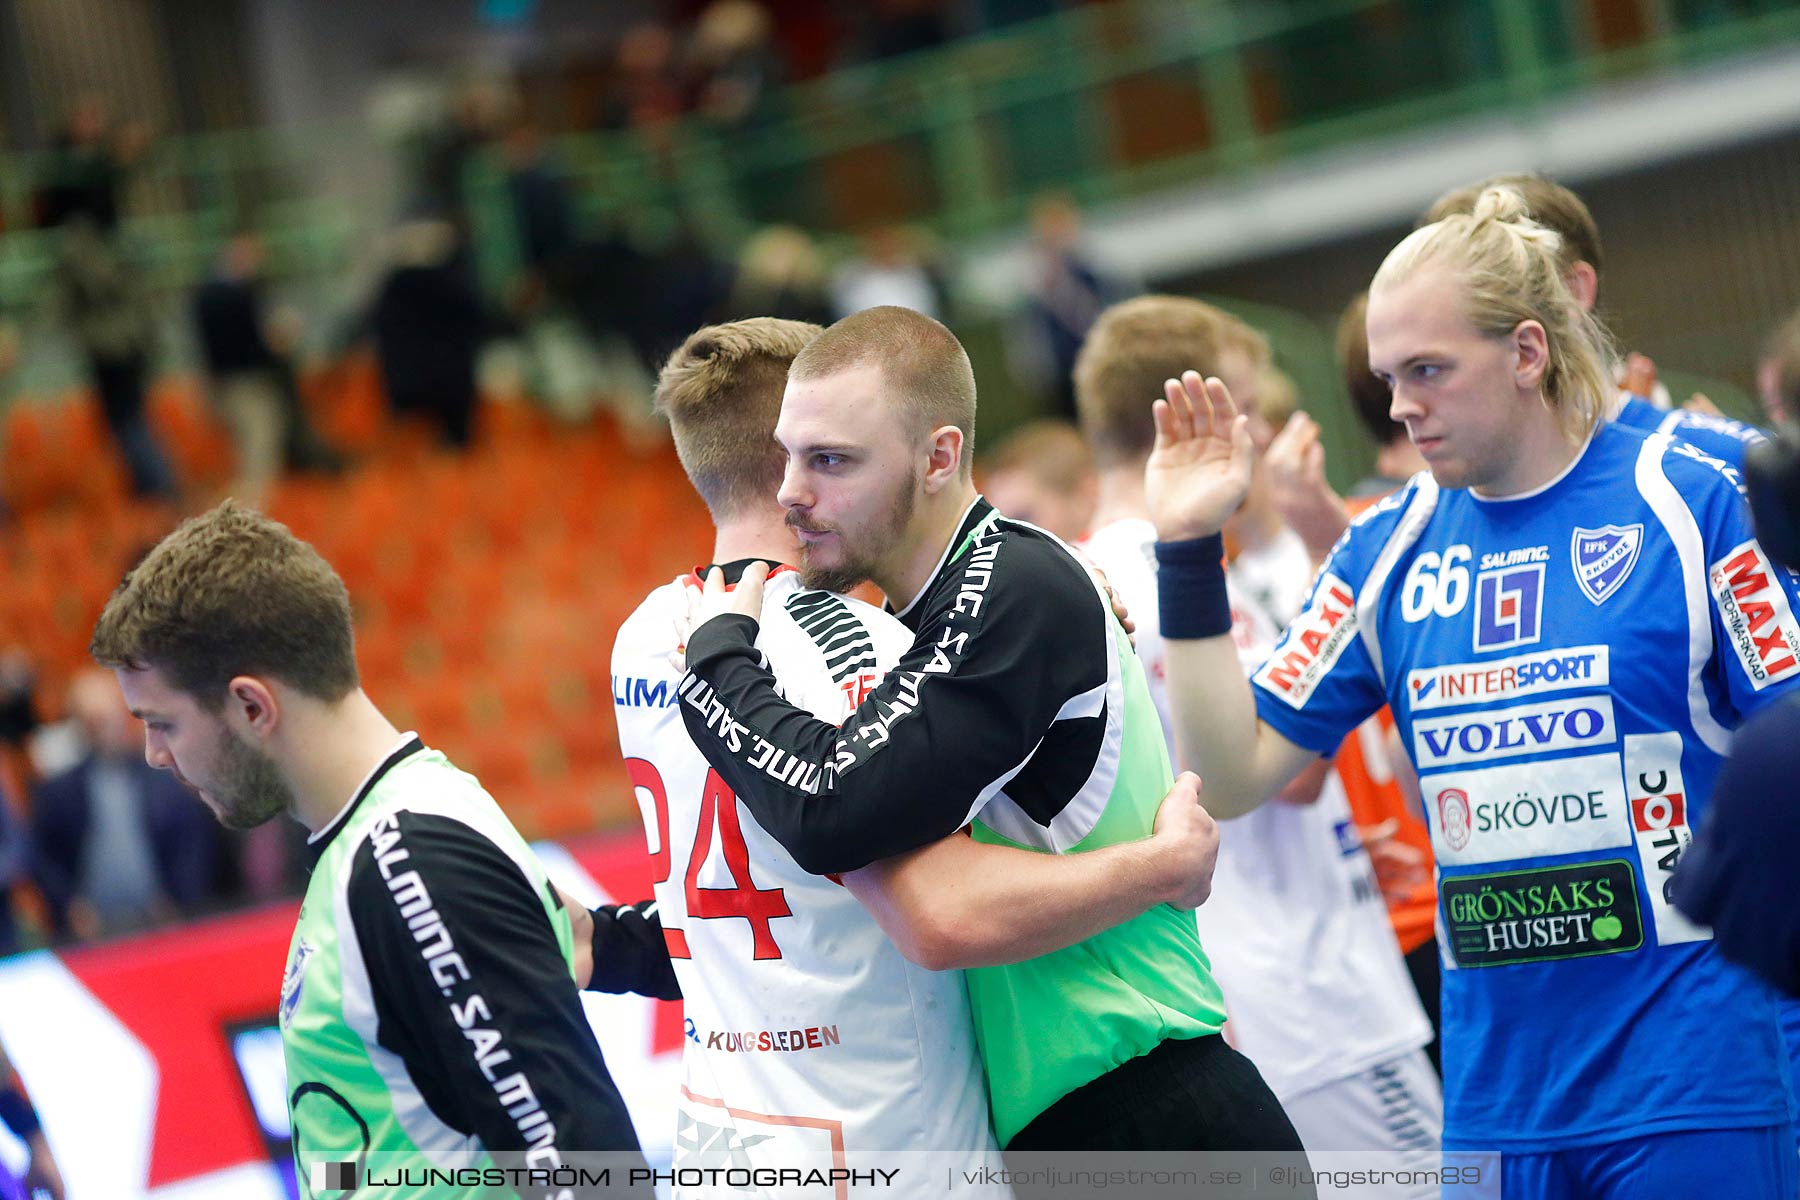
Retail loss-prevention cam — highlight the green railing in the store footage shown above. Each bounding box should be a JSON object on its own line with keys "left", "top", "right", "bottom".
{"left": 0, "top": 0, "right": 1791, "bottom": 481}
{"left": 5, "top": 0, "right": 1798, "bottom": 308}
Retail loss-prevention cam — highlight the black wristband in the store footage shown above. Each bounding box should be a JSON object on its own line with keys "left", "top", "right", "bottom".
{"left": 1156, "top": 534, "right": 1233, "bottom": 640}
{"left": 0, "top": 1087, "right": 40, "bottom": 1138}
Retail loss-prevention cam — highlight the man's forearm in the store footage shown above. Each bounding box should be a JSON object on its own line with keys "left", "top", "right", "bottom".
{"left": 1157, "top": 534, "right": 1313, "bottom": 817}
{"left": 843, "top": 833, "right": 1176, "bottom": 971}
{"left": 1164, "top": 634, "right": 1286, "bottom": 818}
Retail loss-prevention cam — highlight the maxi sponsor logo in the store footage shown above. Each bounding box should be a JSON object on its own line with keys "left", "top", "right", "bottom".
{"left": 1441, "top": 859, "right": 1643, "bottom": 967}
{"left": 1624, "top": 732, "right": 1710, "bottom": 946}
{"left": 1709, "top": 539, "right": 1800, "bottom": 690}
{"left": 1252, "top": 573, "right": 1358, "bottom": 709}
{"left": 1406, "top": 645, "right": 1608, "bottom": 712}
{"left": 1412, "top": 697, "right": 1617, "bottom": 768}
{"left": 1424, "top": 752, "right": 1632, "bottom": 866}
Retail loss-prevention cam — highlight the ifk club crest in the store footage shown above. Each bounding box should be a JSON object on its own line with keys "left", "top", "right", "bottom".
{"left": 1571, "top": 524, "right": 1643, "bottom": 605}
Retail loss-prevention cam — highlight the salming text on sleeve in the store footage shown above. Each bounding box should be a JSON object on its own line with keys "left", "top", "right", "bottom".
{"left": 679, "top": 501, "right": 1112, "bottom": 875}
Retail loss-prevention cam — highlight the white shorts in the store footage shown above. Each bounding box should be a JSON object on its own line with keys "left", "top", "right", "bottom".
{"left": 1282, "top": 1049, "right": 1444, "bottom": 1199}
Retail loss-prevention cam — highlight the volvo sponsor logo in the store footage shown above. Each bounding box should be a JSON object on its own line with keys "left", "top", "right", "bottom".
{"left": 1412, "top": 697, "right": 1617, "bottom": 767}
{"left": 1406, "top": 645, "right": 1608, "bottom": 712}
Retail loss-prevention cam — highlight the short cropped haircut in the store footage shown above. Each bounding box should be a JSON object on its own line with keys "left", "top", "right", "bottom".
{"left": 1426, "top": 172, "right": 1603, "bottom": 282}
{"left": 91, "top": 501, "right": 358, "bottom": 708}
{"left": 1336, "top": 291, "right": 1405, "bottom": 448}
{"left": 1073, "top": 295, "right": 1269, "bottom": 469}
{"left": 655, "top": 318, "right": 822, "bottom": 518}
{"left": 787, "top": 306, "right": 977, "bottom": 473}
{"left": 980, "top": 419, "right": 1094, "bottom": 495}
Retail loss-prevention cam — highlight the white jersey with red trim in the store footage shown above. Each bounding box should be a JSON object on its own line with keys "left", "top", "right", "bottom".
{"left": 1079, "top": 519, "right": 1431, "bottom": 1100}
{"left": 611, "top": 566, "right": 1002, "bottom": 1187}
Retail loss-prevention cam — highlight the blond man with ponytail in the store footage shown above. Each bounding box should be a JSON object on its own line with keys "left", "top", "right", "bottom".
{"left": 1145, "top": 185, "right": 1800, "bottom": 1197}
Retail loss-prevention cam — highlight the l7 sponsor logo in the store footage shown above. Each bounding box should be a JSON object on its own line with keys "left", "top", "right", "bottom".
{"left": 1710, "top": 540, "right": 1800, "bottom": 689}
{"left": 1473, "top": 562, "right": 1545, "bottom": 652}
{"left": 1413, "top": 697, "right": 1616, "bottom": 768}
{"left": 1406, "top": 646, "right": 1608, "bottom": 712}
{"left": 1253, "top": 575, "right": 1358, "bottom": 709}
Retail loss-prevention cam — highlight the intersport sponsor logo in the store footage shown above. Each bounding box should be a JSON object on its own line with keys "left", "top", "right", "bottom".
{"left": 1412, "top": 697, "right": 1617, "bottom": 768}
{"left": 1406, "top": 645, "right": 1608, "bottom": 712}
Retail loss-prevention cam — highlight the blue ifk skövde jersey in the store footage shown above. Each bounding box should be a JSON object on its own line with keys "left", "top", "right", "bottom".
{"left": 1249, "top": 420, "right": 1799, "bottom": 1151}
{"left": 1614, "top": 394, "right": 1764, "bottom": 469}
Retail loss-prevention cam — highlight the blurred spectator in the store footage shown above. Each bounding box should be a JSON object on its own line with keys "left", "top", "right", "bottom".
{"left": 979, "top": 418, "right": 1096, "bottom": 542}
{"left": 690, "top": 0, "right": 784, "bottom": 127}
{"left": 606, "top": 23, "right": 687, "bottom": 143}
{"left": 501, "top": 124, "right": 578, "bottom": 309}
{"left": 30, "top": 669, "right": 219, "bottom": 941}
{"left": 417, "top": 81, "right": 510, "bottom": 236}
{"left": 371, "top": 218, "right": 495, "bottom": 449}
{"left": 1758, "top": 308, "right": 1800, "bottom": 426}
{"left": 50, "top": 218, "right": 177, "bottom": 501}
{"left": 1017, "top": 193, "right": 1129, "bottom": 419}
{"left": 831, "top": 225, "right": 946, "bottom": 320}
{"left": 193, "top": 237, "right": 340, "bottom": 481}
{"left": 860, "top": 0, "right": 955, "bottom": 60}
{"left": 26, "top": 99, "right": 176, "bottom": 500}
{"left": 0, "top": 653, "right": 39, "bottom": 955}
{"left": 1337, "top": 290, "right": 1425, "bottom": 498}
{"left": 35, "top": 94, "right": 151, "bottom": 234}
{"left": 721, "top": 225, "right": 833, "bottom": 326}
{"left": 193, "top": 233, "right": 288, "bottom": 507}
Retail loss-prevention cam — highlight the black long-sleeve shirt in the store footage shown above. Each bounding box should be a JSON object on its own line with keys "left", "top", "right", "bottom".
{"left": 679, "top": 497, "right": 1121, "bottom": 875}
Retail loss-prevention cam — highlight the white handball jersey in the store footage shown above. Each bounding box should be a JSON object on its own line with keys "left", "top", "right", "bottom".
{"left": 611, "top": 565, "right": 1003, "bottom": 1187}
{"left": 1080, "top": 519, "right": 1431, "bottom": 1099}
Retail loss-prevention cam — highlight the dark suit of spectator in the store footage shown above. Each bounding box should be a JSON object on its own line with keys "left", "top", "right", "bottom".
{"left": 31, "top": 754, "right": 218, "bottom": 939}
{"left": 372, "top": 220, "right": 495, "bottom": 449}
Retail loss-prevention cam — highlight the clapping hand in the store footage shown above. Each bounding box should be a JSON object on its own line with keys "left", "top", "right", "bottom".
{"left": 1146, "top": 371, "right": 1257, "bottom": 543}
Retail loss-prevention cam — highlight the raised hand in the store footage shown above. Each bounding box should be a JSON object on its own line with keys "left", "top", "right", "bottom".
{"left": 1146, "top": 371, "right": 1257, "bottom": 542}
{"left": 1265, "top": 411, "right": 1349, "bottom": 560}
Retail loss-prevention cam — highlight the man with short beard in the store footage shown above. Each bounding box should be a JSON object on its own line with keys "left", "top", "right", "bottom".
{"left": 91, "top": 501, "right": 674, "bottom": 1198}
{"left": 678, "top": 305, "right": 1306, "bottom": 1157}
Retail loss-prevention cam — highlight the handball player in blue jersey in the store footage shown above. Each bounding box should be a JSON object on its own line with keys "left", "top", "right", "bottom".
{"left": 1148, "top": 185, "right": 1799, "bottom": 1198}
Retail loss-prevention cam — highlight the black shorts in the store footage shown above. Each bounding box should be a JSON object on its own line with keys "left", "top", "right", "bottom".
{"left": 1008, "top": 1031, "right": 1309, "bottom": 1154}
